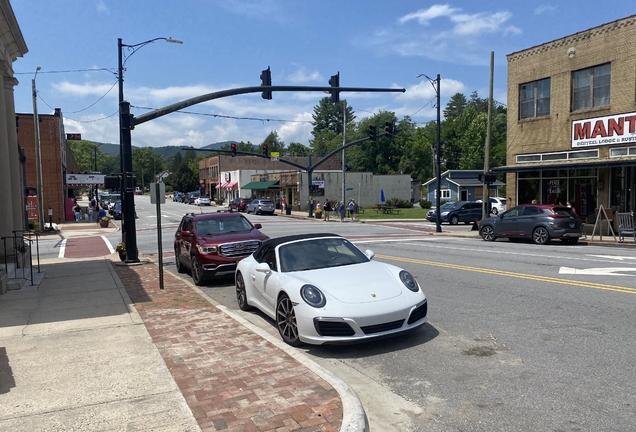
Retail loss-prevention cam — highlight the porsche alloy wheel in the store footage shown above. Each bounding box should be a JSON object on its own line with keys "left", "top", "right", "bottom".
{"left": 480, "top": 226, "right": 496, "bottom": 242}
{"left": 276, "top": 294, "right": 301, "bottom": 346}
{"left": 191, "top": 255, "right": 205, "bottom": 286}
{"left": 533, "top": 227, "right": 550, "bottom": 245}
{"left": 235, "top": 272, "right": 251, "bottom": 311}
{"left": 175, "top": 248, "right": 187, "bottom": 273}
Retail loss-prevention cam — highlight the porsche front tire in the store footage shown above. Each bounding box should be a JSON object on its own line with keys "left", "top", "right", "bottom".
{"left": 276, "top": 293, "right": 301, "bottom": 346}
{"left": 235, "top": 272, "right": 252, "bottom": 311}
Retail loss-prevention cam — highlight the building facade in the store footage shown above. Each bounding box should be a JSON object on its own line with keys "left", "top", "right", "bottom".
{"left": 0, "top": 0, "right": 27, "bottom": 244}
{"left": 16, "top": 111, "right": 76, "bottom": 224}
{"left": 422, "top": 170, "right": 504, "bottom": 203}
{"left": 500, "top": 15, "right": 636, "bottom": 219}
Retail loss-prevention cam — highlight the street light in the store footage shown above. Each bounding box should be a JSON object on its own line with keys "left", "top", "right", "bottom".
{"left": 415, "top": 73, "right": 442, "bottom": 233}
{"left": 32, "top": 66, "right": 45, "bottom": 230}
{"left": 118, "top": 37, "right": 182, "bottom": 262}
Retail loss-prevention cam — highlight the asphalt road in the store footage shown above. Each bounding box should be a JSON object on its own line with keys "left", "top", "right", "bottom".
{"left": 42, "top": 197, "right": 636, "bottom": 431}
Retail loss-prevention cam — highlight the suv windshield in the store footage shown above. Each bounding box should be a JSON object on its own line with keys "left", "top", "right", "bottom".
{"left": 196, "top": 216, "right": 252, "bottom": 235}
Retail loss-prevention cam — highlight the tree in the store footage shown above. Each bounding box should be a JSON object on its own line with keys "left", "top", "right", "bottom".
{"left": 311, "top": 98, "right": 356, "bottom": 137}
{"left": 443, "top": 93, "right": 467, "bottom": 121}
{"left": 261, "top": 131, "right": 285, "bottom": 154}
{"left": 286, "top": 142, "right": 311, "bottom": 157}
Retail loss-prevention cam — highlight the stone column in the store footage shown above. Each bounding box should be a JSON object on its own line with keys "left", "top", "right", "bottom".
{"left": 5, "top": 76, "right": 23, "bottom": 231}
{"left": 0, "top": 75, "right": 15, "bottom": 241}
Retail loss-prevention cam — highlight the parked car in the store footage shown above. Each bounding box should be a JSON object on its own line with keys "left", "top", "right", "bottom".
{"left": 245, "top": 199, "right": 275, "bottom": 215}
{"left": 173, "top": 192, "right": 182, "bottom": 202}
{"left": 185, "top": 191, "right": 200, "bottom": 204}
{"left": 439, "top": 201, "right": 482, "bottom": 225}
{"left": 426, "top": 203, "right": 454, "bottom": 222}
{"left": 479, "top": 204, "right": 582, "bottom": 245}
{"left": 235, "top": 233, "right": 428, "bottom": 346}
{"left": 112, "top": 201, "right": 122, "bottom": 220}
{"left": 174, "top": 212, "right": 269, "bottom": 286}
{"left": 489, "top": 197, "right": 507, "bottom": 215}
{"left": 194, "top": 195, "right": 210, "bottom": 206}
{"left": 229, "top": 197, "right": 252, "bottom": 212}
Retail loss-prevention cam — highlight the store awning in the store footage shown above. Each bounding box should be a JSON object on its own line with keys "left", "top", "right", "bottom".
{"left": 225, "top": 181, "right": 238, "bottom": 188}
{"left": 491, "top": 157, "right": 636, "bottom": 173}
{"left": 215, "top": 183, "right": 227, "bottom": 189}
{"left": 241, "top": 180, "right": 279, "bottom": 189}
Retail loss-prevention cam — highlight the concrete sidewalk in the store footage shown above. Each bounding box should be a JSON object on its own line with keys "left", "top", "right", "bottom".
{"left": 0, "top": 254, "right": 366, "bottom": 431}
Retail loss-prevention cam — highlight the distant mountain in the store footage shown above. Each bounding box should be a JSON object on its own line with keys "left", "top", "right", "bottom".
{"left": 90, "top": 141, "right": 236, "bottom": 159}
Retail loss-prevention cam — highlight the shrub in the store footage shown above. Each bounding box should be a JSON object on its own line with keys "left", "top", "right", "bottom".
{"left": 420, "top": 199, "right": 432, "bottom": 209}
{"left": 385, "top": 198, "right": 413, "bottom": 208}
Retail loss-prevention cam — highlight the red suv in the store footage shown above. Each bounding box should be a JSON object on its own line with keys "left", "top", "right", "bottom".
{"left": 228, "top": 197, "right": 251, "bottom": 212}
{"left": 174, "top": 212, "right": 269, "bottom": 285}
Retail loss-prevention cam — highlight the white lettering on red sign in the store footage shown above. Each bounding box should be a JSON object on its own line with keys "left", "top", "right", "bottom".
{"left": 571, "top": 112, "right": 636, "bottom": 148}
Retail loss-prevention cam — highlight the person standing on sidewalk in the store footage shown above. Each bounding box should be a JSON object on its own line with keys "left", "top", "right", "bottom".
{"left": 87, "top": 204, "right": 94, "bottom": 223}
{"left": 348, "top": 199, "right": 356, "bottom": 221}
{"left": 74, "top": 203, "right": 82, "bottom": 223}
{"left": 324, "top": 199, "right": 332, "bottom": 222}
{"left": 338, "top": 201, "right": 345, "bottom": 222}
{"left": 280, "top": 195, "right": 286, "bottom": 214}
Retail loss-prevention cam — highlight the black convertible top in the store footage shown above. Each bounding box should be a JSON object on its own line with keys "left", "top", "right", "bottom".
{"left": 260, "top": 233, "right": 341, "bottom": 249}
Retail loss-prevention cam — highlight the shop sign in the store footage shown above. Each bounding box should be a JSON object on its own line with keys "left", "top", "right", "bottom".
{"left": 572, "top": 111, "right": 636, "bottom": 148}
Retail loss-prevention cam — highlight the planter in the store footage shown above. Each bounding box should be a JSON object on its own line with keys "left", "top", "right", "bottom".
{"left": 315, "top": 213, "right": 322, "bottom": 219}
{"left": 99, "top": 220, "right": 109, "bottom": 228}
{"left": 118, "top": 250, "right": 126, "bottom": 262}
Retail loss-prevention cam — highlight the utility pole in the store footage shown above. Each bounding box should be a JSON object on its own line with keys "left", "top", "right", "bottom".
{"left": 482, "top": 51, "right": 494, "bottom": 220}
{"left": 341, "top": 101, "right": 346, "bottom": 210}
{"left": 32, "top": 67, "right": 45, "bottom": 230}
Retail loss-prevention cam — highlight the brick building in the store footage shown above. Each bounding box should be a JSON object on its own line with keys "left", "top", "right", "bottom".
{"left": 16, "top": 110, "right": 78, "bottom": 224}
{"left": 497, "top": 15, "right": 636, "bottom": 219}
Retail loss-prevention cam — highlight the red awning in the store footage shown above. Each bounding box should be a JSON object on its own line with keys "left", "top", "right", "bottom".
{"left": 225, "top": 182, "right": 238, "bottom": 188}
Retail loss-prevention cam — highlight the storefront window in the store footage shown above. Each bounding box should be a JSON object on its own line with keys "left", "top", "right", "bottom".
{"left": 518, "top": 179, "right": 540, "bottom": 204}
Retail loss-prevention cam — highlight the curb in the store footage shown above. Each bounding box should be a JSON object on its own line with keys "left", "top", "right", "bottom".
{"left": 141, "top": 253, "right": 369, "bottom": 432}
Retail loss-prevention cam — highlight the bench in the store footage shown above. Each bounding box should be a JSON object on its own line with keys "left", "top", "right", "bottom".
{"left": 617, "top": 212, "right": 635, "bottom": 242}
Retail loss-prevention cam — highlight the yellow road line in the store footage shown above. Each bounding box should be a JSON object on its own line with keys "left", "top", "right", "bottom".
{"left": 376, "top": 254, "right": 636, "bottom": 295}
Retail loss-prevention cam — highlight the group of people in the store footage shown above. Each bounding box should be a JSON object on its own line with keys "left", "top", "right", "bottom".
{"left": 318, "top": 198, "right": 358, "bottom": 222}
{"left": 73, "top": 198, "right": 101, "bottom": 223}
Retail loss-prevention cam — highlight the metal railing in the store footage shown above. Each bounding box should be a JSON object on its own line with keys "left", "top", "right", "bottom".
{"left": 2, "top": 230, "right": 41, "bottom": 287}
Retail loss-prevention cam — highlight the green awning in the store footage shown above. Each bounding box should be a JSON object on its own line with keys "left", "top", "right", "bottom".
{"left": 241, "top": 180, "right": 279, "bottom": 189}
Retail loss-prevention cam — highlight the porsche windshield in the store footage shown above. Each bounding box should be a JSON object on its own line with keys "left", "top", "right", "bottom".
{"left": 278, "top": 237, "right": 369, "bottom": 272}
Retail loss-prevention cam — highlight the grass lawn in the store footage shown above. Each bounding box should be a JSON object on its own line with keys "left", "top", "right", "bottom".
{"left": 357, "top": 207, "right": 430, "bottom": 220}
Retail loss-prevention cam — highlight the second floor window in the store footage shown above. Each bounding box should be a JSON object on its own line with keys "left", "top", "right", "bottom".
{"left": 520, "top": 78, "right": 550, "bottom": 119}
{"left": 572, "top": 63, "right": 611, "bottom": 111}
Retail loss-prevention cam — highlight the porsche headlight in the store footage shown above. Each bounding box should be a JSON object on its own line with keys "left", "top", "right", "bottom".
{"left": 399, "top": 270, "right": 419, "bottom": 292}
{"left": 197, "top": 245, "right": 218, "bottom": 254}
{"left": 300, "top": 284, "right": 326, "bottom": 308}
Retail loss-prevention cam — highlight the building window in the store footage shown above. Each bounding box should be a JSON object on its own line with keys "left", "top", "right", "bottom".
{"left": 434, "top": 189, "right": 451, "bottom": 199}
{"left": 572, "top": 63, "right": 611, "bottom": 111}
{"left": 519, "top": 78, "right": 550, "bottom": 119}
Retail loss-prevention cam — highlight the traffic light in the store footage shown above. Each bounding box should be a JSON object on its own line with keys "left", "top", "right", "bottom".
{"left": 230, "top": 142, "right": 237, "bottom": 157}
{"left": 66, "top": 133, "right": 81, "bottom": 140}
{"left": 369, "top": 125, "right": 377, "bottom": 141}
{"left": 260, "top": 66, "right": 272, "bottom": 100}
{"left": 328, "top": 72, "right": 340, "bottom": 103}
{"left": 262, "top": 144, "right": 269, "bottom": 156}
{"left": 384, "top": 122, "right": 394, "bottom": 138}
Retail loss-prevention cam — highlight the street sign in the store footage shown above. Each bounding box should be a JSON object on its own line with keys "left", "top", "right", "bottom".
{"left": 271, "top": 151, "right": 280, "bottom": 162}
{"left": 150, "top": 182, "right": 166, "bottom": 204}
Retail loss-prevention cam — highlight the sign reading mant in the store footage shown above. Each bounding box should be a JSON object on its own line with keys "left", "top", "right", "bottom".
{"left": 572, "top": 111, "right": 636, "bottom": 148}
{"left": 66, "top": 173, "right": 106, "bottom": 186}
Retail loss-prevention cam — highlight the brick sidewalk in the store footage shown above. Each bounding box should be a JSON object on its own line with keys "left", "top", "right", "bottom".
{"left": 113, "top": 261, "right": 343, "bottom": 432}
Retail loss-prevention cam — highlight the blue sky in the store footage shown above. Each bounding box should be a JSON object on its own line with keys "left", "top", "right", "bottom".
{"left": 10, "top": 1, "right": 635, "bottom": 149}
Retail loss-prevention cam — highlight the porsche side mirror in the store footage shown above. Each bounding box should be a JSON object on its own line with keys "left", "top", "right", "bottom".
{"left": 365, "top": 249, "right": 375, "bottom": 260}
{"left": 255, "top": 262, "right": 271, "bottom": 273}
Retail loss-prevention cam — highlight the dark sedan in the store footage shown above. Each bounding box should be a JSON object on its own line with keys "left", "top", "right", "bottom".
{"left": 479, "top": 204, "right": 582, "bottom": 245}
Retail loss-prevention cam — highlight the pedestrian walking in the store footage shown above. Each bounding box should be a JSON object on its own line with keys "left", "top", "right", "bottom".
{"left": 87, "top": 205, "right": 94, "bottom": 223}
{"left": 338, "top": 201, "right": 345, "bottom": 222}
{"left": 74, "top": 204, "right": 82, "bottom": 223}
{"left": 280, "top": 196, "right": 286, "bottom": 214}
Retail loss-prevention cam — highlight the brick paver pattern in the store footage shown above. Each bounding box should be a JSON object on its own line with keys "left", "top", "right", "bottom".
{"left": 114, "top": 262, "right": 343, "bottom": 432}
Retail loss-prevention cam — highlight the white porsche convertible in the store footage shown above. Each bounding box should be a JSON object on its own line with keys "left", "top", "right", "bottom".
{"left": 235, "top": 233, "right": 428, "bottom": 346}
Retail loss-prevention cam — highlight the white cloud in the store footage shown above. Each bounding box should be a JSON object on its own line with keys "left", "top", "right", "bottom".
{"left": 286, "top": 66, "right": 323, "bottom": 84}
{"left": 534, "top": 5, "right": 555, "bottom": 15}
{"left": 398, "top": 5, "right": 459, "bottom": 25}
{"left": 96, "top": 0, "right": 108, "bottom": 13}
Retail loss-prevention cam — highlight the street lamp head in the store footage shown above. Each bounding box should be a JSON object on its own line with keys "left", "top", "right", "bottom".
{"left": 166, "top": 37, "right": 183, "bottom": 44}
{"left": 36, "top": 66, "right": 42, "bottom": 71}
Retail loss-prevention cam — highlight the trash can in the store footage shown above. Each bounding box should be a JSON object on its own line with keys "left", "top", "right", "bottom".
{"left": 286, "top": 205, "right": 292, "bottom": 215}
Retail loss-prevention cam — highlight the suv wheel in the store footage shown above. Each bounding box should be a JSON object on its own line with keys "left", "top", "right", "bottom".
{"left": 491, "top": 207, "right": 499, "bottom": 215}
{"left": 533, "top": 227, "right": 550, "bottom": 245}
{"left": 191, "top": 255, "right": 206, "bottom": 286}
{"left": 450, "top": 215, "right": 459, "bottom": 225}
{"left": 175, "top": 247, "right": 187, "bottom": 273}
{"left": 480, "top": 225, "right": 496, "bottom": 241}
